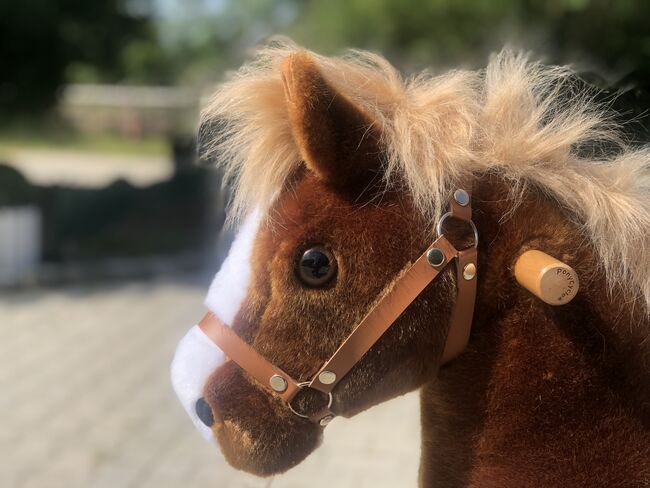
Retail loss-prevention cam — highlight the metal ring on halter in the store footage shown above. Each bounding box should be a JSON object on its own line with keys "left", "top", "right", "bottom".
{"left": 287, "top": 382, "right": 334, "bottom": 419}
{"left": 436, "top": 212, "right": 479, "bottom": 248}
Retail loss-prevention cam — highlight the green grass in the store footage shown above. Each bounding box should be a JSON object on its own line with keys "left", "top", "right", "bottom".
{"left": 0, "top": 130, "right": 170, "bottom": 157}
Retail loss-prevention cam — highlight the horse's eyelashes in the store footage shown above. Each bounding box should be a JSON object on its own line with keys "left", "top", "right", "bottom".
{"left": 297, "top": 246, "right": 337, "bottom": 288}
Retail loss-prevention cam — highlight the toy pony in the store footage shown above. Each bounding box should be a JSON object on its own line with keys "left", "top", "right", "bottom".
{"left": 172, "top": 39, "right": 650, "bottom": 486}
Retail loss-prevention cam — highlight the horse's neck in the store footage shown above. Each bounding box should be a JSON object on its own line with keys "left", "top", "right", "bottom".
{"left": 420, "top": 300, "right": 649, "bottom": 487}
{"left": 417, "top": 178, "right": 650, "bottom": 487}
{"left": 470, "top": 174, "right": 648, "bottom": 353}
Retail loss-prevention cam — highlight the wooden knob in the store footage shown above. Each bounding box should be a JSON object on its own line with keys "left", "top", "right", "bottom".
{"left": 514, "top": 250, "right": 579, "bottom": 305}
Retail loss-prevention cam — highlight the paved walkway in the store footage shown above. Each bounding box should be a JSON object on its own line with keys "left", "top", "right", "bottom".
{"left": 0, "top": 274, "right": 421, "bottom": 488}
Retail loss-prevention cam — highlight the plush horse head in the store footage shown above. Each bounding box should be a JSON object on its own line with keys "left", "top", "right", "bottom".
{"left": 172, "top": 40, "right": 650, "bottom": 485}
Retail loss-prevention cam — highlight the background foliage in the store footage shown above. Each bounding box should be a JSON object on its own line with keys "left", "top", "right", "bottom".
{"left": 2, "top": 0, "right": 649, "bottom": 117}
{"left": 0, "top": 1, "right": 161, "bottom": 115}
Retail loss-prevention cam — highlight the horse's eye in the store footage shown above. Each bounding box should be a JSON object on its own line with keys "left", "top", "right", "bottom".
{"left": 298, "top": 246, "right": 337, "bottom": 287}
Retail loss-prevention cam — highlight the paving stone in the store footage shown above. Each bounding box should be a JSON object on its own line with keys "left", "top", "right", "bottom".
{"left": 1, "top": 274, "right": 421, "bottom": 488}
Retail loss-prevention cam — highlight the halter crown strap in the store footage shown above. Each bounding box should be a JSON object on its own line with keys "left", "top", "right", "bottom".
{"left": 198, "top": 189, "right": 478, "bottom": 425}
{"left": 441, "top": 187, "right": 477, "bottom": 363}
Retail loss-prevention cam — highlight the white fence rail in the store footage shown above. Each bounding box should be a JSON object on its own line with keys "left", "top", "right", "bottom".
{"left": 0, "top": 206, "right": 41, "bottom": 286}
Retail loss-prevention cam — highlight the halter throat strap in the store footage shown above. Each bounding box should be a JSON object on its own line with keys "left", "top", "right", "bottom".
{"left": 199, "top": 189, "right": 478, "bottom": 425}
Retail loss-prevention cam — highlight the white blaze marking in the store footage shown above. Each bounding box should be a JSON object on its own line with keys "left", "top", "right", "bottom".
{"left": 171, "top": 209, "right": 261, "bottom": 442}
{"left": 205, "top": 208, "right": 261, "bottom": 324}
{"left": 170, "top": 325, "right": 223, "bottom": 442}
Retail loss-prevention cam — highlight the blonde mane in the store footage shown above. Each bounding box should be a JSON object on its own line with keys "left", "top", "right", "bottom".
{"left": 200, "top": 38, "right": 650, "bottom": 311}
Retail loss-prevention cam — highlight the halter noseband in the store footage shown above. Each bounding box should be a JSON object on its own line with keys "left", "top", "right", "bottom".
{"left": 199, "top": 188, "right": 478, "bottom": 426}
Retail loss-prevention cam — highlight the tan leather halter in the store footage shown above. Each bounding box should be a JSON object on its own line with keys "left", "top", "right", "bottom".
{"left": 199, "top": 188, "right": 478, "bottom": 426}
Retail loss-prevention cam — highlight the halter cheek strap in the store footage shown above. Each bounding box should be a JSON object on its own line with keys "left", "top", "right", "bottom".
{"left": 199, "top": 189, "right": 478, "bottom": 426}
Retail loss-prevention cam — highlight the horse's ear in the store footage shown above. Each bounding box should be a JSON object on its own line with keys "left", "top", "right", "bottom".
{"left": 281, "top": 52, "right": 383, "bottom": 191}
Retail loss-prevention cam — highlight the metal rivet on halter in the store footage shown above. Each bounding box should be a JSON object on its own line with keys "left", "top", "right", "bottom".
{"left": 318, "top": 370, "right": 337, "bottom": 385}
{"left": 319, "top": 415, "right": 335, "bottom": 427}
{"left": 463, "top": 263, "right": 477, "bottom": 280}
{"left": 454, "top": 189, "right": 470, "bottom": 206}
{"left": 427, "top": 248, "right": 446, "bottom": 267}
{"left": 269, "top": 374, "right": 288, "bottom": 392}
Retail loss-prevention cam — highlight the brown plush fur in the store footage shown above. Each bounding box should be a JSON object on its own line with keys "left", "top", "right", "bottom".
{"left": 201, "top": 50, "right": 650, "bottom": 485}
{"left": 421, "top": 176, "right": 650, "bottom": 487}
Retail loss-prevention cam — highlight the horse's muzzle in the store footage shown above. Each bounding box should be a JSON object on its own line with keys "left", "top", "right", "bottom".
{"left": 171, "top": 324, "right": 225, "bottom": 442}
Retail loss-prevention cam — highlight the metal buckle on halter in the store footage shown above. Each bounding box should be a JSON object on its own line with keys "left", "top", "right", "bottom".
{"left": 287, "top": 382, "right": 334, "bottom": 420}
{"left": 436, "top": 212, "right": 479, "bottom": 248}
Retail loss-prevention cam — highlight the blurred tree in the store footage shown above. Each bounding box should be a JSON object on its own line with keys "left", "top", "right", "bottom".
{"left": 289, "top": 0, "right": 650, "bottom": 78}
{"left": 152, "top": 0, "right": 299, "bottom": 85}
{"left": 0, "top": 0, "right": 167, "bottom": 117}
{"left": 2, "top": 0, "right": 649, "bottom": 120}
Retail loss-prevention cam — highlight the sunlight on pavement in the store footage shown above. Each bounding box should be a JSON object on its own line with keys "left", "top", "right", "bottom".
{"left": 0, "top": 276, "right": 420, "bottom": 488}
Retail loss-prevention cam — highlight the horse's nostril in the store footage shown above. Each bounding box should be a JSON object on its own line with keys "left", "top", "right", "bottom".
{"left": 195, "top": 397, "right": 214, "bottom": 427}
